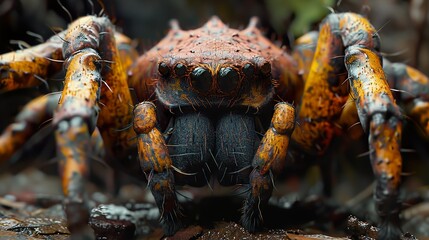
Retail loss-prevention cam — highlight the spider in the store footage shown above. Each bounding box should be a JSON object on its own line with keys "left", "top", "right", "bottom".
{"left": 0, "top": 6, "right": 428, "bottom": 239}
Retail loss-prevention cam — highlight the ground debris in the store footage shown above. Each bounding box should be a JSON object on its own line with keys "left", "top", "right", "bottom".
{"left": 198, "top": 222, "right": 350, "bottom": 240}
{"left": 346, "top": 215, "right": 418, "bottom": 240}
{"left": 0, "top": 168, "right": 428, "bottom": 239}
{"left": 0, "top": 203, "right": 70, "bottom": 239}
{"left": 90, "top": 203, "right": 160, "bottom": 239}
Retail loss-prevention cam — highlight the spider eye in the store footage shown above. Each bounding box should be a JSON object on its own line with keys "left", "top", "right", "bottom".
{"left": 158, "top": 62, "right": 170, "bottom": 77}
{"left": 191, "top": 67, "right": 212, "bottom": 92}
{"left": 174, "top": 63, "right": 186, "bottom": 77}
{"left": 243, "top": 63, "right": 255, "bottom": 77}
{"left": 218, "top": 67, "right": 239, "bottom": 92}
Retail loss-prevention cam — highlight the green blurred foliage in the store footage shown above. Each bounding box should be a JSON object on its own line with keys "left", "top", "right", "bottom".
{"left": 266, "top": 0, "right": 335, "bottom": 37}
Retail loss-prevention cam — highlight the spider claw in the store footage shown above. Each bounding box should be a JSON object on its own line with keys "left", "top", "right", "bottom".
{"left": 241, "top": 169, "right": 270, "bottom": 233}
{"left": 149, "top": 171, "right": 184, "bottom": 237}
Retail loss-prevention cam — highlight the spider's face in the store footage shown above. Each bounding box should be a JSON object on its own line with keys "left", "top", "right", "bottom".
{"left": 151, "top": 16, "right": 276, "bottom": 112}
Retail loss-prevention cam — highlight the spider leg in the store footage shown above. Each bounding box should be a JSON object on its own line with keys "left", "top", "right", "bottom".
{"left": 291, "top": 13, "right": 404, "bottom": 239}
{"left": 53, "top": 43, "right": 102, "bottom": 233}
{"left": 383, "top": 61, "right": 429, "bottom": 136}
{"left": 241, "top": 103, "right": 295, "bottom": 232}
{"left": 0, "top": 33, "right": 64, "bottom": 93}
{"left": 0, "top": 93, "right": 60, "bottom": 162}
{"left": 340, "top": 13, "right": 404, "bottom": 239}
{"left": 114, "top": 32, "right": 139, "bottom": 73}
{"left": 345, "top": 46, "right": 403, "bottom": 239}
{"left": 53, "top": 16, "right": 135, "bottom": 232}
{"left": 290, "top": 16, "right": 349, "bottom": 198}
{"left": 291, "top": 30, "right": 319, "bottom": 83}
{"left": 133, "top": 102, "right": 182, "bottom": 236}
{"left": 0, "top": 15, "right": 138, "bottom": 235}
{"left": 291, "top": 14, "right": 349, "bottom": 156}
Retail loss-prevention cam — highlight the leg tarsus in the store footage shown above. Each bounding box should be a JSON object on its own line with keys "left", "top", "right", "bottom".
{"left": 241, "top": 168, "right": 272, "bottom": 232}
{"left": 56, "top": 117, "right": 91, "bottom": 234}
{"left": 149, "top": 170, "right": 183, "bottom": 236}
{"left": 375, "top": 182, "right": 402, "bottom": 240}
{"left": 366, "top": 113, "right": 403, "bottom": 240}
{"left": 63, "top": 198, "right": 90, "bottom": 233}
{"left": 378, "top": 221, "right": 402, "bottom": 240}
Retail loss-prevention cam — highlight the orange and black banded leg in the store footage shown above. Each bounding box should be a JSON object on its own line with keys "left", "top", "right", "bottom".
{"left": 0, "top": 32, "right": 64, "bottom": 163}
{"left": 53, "top": 16, "right": 135, "bottom": 233}
{"left": 384, "top": 61, "right": 429, "bottom": 136}
{"left": 0, "top": 93, "right": 60, "bottom": 162}
{"left": 291, "top": 30, "right": 344, "bottom": 197}
{"left": 53, "top": 46, "right": 102, "bottom": 232}
{"left": 292, "top": 31, "right": 318, "bottom": 83}
{"left": 241, "top": 103, "right": 295, "bottom": 232}
{"left": 290, "top": 13, "right": 350, "bottom": 199}
{"left": 291, "top": 12, "right": 404, "bottom": 239}
{"left": 346, "top": 47, "right": 403, "bottom": 240}
{"left": 133, "top": 102, "right": 182, "bottom": 236}
{"left": 0, "top": 32, "right": 64, "bottom": 93}
{"left": 341, "top": 14, "right": 404, "bottom": 239}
